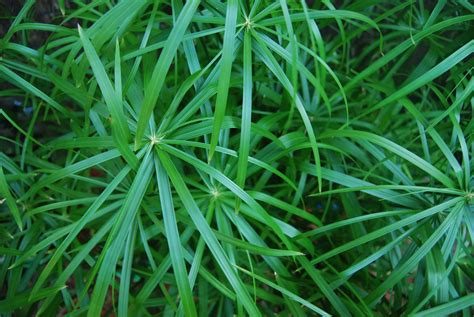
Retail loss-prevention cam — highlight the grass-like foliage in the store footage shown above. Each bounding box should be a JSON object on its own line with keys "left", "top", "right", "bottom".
{"left": 0, "top": 1, "right": 473, "bottom": 316}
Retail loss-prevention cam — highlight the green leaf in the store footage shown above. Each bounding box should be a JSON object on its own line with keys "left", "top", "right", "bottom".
{"left": 310, "top": 198, "right": 463, "bottom": 265}
{"left": 160, "top": 143, "right": 295, "bottom": 251}
{"left": 21, "top": 149, "right": 121, "bottom": 201}
{"left": 87, "top": 149, "right": 153, "bottom": 316}
{"left": 322, "top": 129, "right": 456, "bottom": 189}
{"left": 30, "top": 166, "right": 131, "bottom": 297}
{"left": 155, "top": 156, "right": 197, "bottom": 317}
{"left": 209, "top": 0, "right": 239, "bottom": 161}
{"left": 156, "top": 148, "right": 261, "bottom": 317}
{"left": 235, "top": 28, "right": 253, "bottom": 210}
{"left": 413, "top": 293, "right": 474, "bottom": 317}
{"left": 236, "top": 266, "right": 330, "bottom": 316}
{"left": 118, "top": 221, "right": 137, "bottom": 317}
{"left": 343, "top": 16, "right": 474, "bottom": 93}
{"left": 135, "top": 0, "right": 201, "bottom": 147}
{"left": 357, "top": 40, "right": 473, "bottom": 118}
{"left": 252, "top": 31, "right": 323, "bottom": 191}
{"left": 78, "top": 25, "right": 138, "bottom": 169}
{"left": 0, "top": 166, "right": 22, "bottom": 230}
{"left": 0, "top": 286, "right": 66, "bottom": 313}
{"left": 365, "top": 201, "right": 465, "bottom": 304}
{"left": 0, "top": 65, "right": 68, "bottom": 115}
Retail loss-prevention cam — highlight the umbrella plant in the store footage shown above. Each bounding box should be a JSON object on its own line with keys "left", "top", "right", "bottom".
{"left": 0, "top": 0, "right": 472, "bottom": 316}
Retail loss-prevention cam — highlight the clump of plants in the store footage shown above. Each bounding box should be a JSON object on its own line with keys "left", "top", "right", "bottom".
{"left": 0, "top": 1, "right": 472, "bottom": 316}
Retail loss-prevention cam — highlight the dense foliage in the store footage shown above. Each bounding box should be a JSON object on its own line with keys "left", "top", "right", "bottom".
{"left": 0, "top": 0, "right": 473, "bottom": 316}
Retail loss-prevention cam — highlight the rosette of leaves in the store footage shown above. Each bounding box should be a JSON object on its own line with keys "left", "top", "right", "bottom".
{"left": 0, "top": 1, "right": 472, "bottom": 316}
